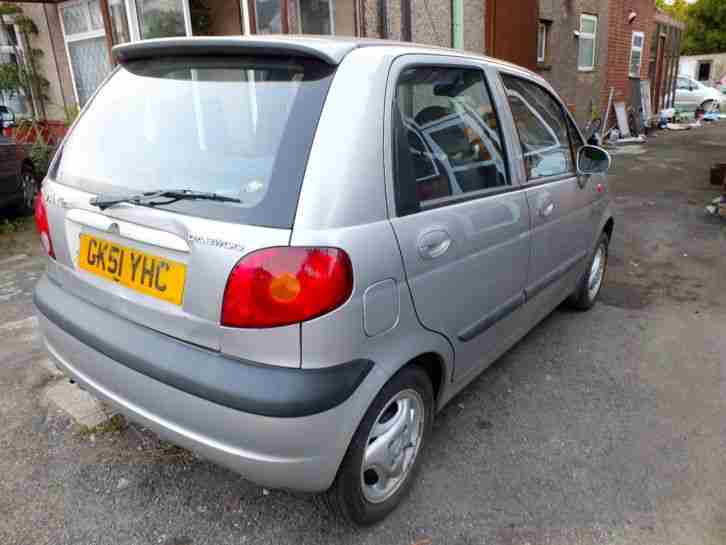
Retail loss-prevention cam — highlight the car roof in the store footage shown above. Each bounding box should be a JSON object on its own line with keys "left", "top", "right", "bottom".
{"left": 113, "top": 35, "right": 537, "bottom": 79}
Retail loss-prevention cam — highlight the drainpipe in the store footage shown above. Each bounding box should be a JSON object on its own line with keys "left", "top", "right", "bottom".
{"left": 401, "top": 0, "right": 411, "bottom": 41}
{"left": 452, "top": 0, "right": 463, "bottom": 49}
{"left": 378, "top": 0, "right": 388, "bottom": 38}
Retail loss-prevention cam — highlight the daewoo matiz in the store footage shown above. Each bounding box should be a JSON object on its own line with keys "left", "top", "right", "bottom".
{"left": 35, "top": 36, "right": 613, "bottom": 525}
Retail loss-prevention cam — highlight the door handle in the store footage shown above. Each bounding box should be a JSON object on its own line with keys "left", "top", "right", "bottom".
{"left": 418, "top": 229, "right": 452, "bottom": 260}
{"left": 539, "top": 201, "right": 555, "bottom": 218}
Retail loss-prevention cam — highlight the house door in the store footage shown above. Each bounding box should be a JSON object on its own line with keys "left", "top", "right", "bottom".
{"left": 485, "top": 0, "right": 538, "bottom": 70}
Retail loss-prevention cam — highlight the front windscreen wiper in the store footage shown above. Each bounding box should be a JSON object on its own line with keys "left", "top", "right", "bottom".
{"left": 90, "top": 189, "right": 242, "bottom": 211}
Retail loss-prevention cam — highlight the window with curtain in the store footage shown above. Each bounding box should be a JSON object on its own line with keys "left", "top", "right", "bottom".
{"left": 59, "top": 0, "right": 114, "bottom": 106}
{"left": 137, "top": 0, "right": 186, "bottom": 39}
{"left": 298, "top": 0, "right": 333, "bottom": 34}
{"left": 254, "top": 0, "right": 282, "bottom": 33}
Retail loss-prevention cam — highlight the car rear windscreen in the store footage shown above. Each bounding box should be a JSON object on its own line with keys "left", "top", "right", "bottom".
{"left": 56, "top": 56, "right": 335, "bottom": 228}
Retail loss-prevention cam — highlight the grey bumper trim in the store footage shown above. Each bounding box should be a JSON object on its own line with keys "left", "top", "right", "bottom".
{"left": 34, "top": 276, "right": 372, "bottom": 418}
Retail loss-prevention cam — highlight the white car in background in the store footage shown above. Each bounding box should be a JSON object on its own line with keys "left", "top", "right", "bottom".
{"left": 675, "top": 75, "right": 726, "bottom": 112}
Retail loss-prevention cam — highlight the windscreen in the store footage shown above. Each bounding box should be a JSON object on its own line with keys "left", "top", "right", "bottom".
{"left": 56, "top": 56, "right": 335, "bottom": 227}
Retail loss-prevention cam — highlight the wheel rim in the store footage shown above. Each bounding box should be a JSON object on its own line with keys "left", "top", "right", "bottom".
{"left": 361, "top": 389, "right": 425, "bottom": 504}
{"left": 587, "top": 243, "right": 606, "bottom": 301}
{"left": 21, "top": 171, "right": 36, "bottom": 211}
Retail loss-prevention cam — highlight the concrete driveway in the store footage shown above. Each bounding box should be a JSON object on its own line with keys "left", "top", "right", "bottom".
{"left": 1, "top": 124, "right": 725, "bottom": 545}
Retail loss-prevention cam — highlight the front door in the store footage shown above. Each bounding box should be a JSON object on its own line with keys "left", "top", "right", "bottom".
{"left": 499, "top": 73, "right": 593, "bottom": 306}
{"left": 387, "top": 58, "right": 531, "bottom": 382}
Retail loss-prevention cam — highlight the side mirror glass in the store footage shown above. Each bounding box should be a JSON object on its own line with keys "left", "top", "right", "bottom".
{"left": 577, "top": 145, "right": 611, "bottom": 175}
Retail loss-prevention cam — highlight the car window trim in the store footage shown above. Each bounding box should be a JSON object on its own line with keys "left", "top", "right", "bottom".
{"left": 419, "top": 183, "right": 520, "bottom": 211}
{"left": 389, "top": 58, "right": 514, "bottom": 217}
{"left": 412, "top": 171, "right": 576, "bottom": 216}
{"left": 498, "top": 71, "right": 581, "bottom": 188}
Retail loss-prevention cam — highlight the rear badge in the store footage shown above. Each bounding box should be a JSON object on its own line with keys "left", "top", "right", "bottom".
{"left": 187, "top": 233, "right": 245, "bottom": 252}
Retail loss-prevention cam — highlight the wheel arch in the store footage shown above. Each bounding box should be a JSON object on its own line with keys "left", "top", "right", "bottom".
{"left": 405, "top": 352, "right": 446, "bottom": 409}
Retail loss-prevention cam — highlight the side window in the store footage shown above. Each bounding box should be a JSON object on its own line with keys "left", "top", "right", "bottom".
{"left": 393, "top": 66, "right": 509, "bottom": 215}
{"left": 501, "top": 74, "right": 575, "bottom": 181}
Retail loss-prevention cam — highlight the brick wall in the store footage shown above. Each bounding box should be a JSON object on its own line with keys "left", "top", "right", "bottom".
{"left": 464, "top": 0, "right": 485, "bottom": 53}
{"left": 361, "top": 0, "right": 480, "bottom": 49}
{"left": 603, "top": 0, "right": 655, "bottom": 113}
{"left": 412, "top": 0, "right": 451, "bottom": 47}
{"left": 537, "top": 0, "right": 609, "bottom": 127}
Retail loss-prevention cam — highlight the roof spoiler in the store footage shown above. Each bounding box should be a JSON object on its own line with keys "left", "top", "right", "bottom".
{"left": 113, "top": 37, "right": 355, "bottom": 66}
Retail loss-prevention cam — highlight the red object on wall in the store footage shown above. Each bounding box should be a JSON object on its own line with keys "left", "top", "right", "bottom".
{"left": 3, "top": 121, "right": 67, "bottom": 145}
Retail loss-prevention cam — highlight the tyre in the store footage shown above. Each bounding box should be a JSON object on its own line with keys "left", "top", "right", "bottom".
{"left": 17, "top": 165, "right": 38, "bottom": 215}
{"left": 567, "top": 231, "right": 609, "bottom": 311}
{"left": 326, "top": 366, "right": 434, "bottom": 526}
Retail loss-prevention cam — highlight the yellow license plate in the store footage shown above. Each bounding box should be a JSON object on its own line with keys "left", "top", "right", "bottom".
{"left": 79, "top": 234, "right": 186, "bottom": 305}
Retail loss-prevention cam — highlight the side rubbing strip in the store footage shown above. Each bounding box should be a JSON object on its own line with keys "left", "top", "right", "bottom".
{"left": 525, "top": 250, "right": 587, "bottom": 301}
{"left": 458, "top": 292, "right": 525, "bottom": 342}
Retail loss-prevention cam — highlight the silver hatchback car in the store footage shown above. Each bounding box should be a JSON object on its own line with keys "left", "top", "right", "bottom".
{"left": 35, "top": 36, "right": 613, "bottom": 525}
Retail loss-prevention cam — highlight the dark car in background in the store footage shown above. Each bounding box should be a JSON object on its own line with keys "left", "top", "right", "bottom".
{"left": 0, "top": 130, "right": 38, "bottom": 215}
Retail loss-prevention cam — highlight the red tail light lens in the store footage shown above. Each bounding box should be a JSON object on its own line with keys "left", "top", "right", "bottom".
{"left": 34, "top": 195, "right": 55, "bottom": 259}
{"left": 221, "top": 247, "right": 353, "bottom": 328}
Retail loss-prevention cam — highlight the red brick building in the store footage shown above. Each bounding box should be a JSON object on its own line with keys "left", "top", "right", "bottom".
{"left": 603, "top": 0, "right": 683, "bottom": 124}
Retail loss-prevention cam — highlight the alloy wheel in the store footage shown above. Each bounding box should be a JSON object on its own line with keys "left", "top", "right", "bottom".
{"left": 360, "top": 389, "right": 425, "bottom": 504}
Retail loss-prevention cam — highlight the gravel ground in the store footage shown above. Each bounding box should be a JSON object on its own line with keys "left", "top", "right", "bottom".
{"left": 1, "top": 124, "right": 725, "bottom": 545}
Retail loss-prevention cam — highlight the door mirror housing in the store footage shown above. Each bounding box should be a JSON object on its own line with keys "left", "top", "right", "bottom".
{"left": 577, "top": 145, "right": 611, "bottom": 175}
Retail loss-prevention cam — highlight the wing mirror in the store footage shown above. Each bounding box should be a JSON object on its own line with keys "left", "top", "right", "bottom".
{"left": 577, "top": 145, "right": 611, "bottom": 176}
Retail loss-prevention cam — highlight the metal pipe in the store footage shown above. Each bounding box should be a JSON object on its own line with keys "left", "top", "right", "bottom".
{"left": 401, "top": 0, "right": 411, "bottom": 41}
{"left": 452, "top": 0, "right": 463, "bottom": 49}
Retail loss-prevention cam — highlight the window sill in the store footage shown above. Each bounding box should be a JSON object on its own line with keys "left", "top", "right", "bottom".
{"left": 537, "top": 63, "right": 552, "bottom": 71}
{"left": 578, "top": 68, "right": 595, "bottom": 73}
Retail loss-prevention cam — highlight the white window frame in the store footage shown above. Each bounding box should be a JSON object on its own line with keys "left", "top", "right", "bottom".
{"left": 578, "top": 14, "right": 597, "bottom": 72}
{"left": 537, "top": 21, "right": 547, "bottom": 63}
{"left": 59, "top": 0, "right": 109, "bottom": 106}
{"left": 296, "top": 0, "right": 335, "bottom": 35}
{"left": 629, "top": 31, "right": 645, "bottom": 78}
{"left": 0, "top": 21, "right": 29, "bottom": 113}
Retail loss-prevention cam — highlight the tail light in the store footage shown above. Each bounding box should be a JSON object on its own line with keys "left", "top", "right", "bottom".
{"left": 222, "top": 247, "right": 353, "bottom": 328}
{"left": 34, "top": 195, "right": 55, "bottom": 259}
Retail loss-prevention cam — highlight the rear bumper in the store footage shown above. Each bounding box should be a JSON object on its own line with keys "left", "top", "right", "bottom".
{"left": 35, "top": 275, "right": 382, "bottom": 492}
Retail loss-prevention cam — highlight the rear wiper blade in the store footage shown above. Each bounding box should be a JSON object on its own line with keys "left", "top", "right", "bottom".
{"left": 90, "top": 189, "right": 241, "bottom": 211}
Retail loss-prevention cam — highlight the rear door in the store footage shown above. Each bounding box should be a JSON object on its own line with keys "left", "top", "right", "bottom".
{"left": 386, "top": 56, "right": 531, "bottom": 382}
{"left": 499, "top": 73, "right": 593, "bottom": 305}
{"left": 43, "top": 53, "right": 335, "bottom": 368}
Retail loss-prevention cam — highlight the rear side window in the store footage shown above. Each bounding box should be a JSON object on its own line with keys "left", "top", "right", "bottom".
{"left": 501, "top": 74, "right": 575, "bottom": 181}
{"left": 57, "top": 56, "right": 335, "bottom": 228}
{"left": 393, "top": 66, "right": 509, "bottom": 216}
